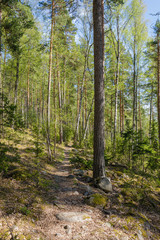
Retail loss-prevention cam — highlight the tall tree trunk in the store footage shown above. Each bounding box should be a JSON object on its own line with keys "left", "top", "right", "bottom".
{"left": 113, "top": 14, "right": 120, "bottom": 149}
{"left": 157, "top": 29, "right": 160, "bottom": 147}
{"left": 56, "top": 53, "right": 63, "bottom": 144}
{"left": 0, "top": 5, "right": 3, "bottom": 135}
{"left": 14, "top": 57, "right": 20, "bottom": 107}
{"left": 83, "top": 97, "right": 94, "bottom": 141}
{"left": 111, "top": 94, "right": 113, "bottom": 142}
{"left": 74, "top": 55, "right": 87, "bottom": 143}
{"left": 27, "top": 61, "right": 30, "bottom": 128}
{"left": 149, "top": 83, "right": 153, "bottom": 144}
{"left": 138, "top": 89, "right": 142, "bottom": 131}
{"left": 53, "top": 68, "right": 56, "bottom": 157}
{"left": 120, "top": 90, "right": 123, "bottom": 136}
{"left": 93, "top": 0, "right": 105, "bottom": 180}
{"left": 133, "top": 25, "right": 137, "bottom": 132}
{"left": 47, "top": 0, "right": 54, "bottom": 161}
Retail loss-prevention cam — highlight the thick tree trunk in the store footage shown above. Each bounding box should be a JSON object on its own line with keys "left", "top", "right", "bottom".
{"left": 93, "top": 0, "right": 105, "bottom": 180}
{"left": 157, "top": 29, "right": 160, "bottom": 147}
{"left": 0, "top": 6, "right": 2, "bottom": 135}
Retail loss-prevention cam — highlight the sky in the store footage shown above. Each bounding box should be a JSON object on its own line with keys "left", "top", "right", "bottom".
{"left": 144, "top": 0, "right": 160, "bottom": 36}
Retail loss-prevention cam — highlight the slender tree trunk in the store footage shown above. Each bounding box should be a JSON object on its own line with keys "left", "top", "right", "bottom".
{"left": 56, "top": 53, "right": 63, "bottom": 144}
{"left": 113, "top": 14, "right": 120, "bottom": 149}
{"left": 133, "top": 26, "right": 137, "bottom": 132}
{"left": 93, "top": 0, "right": 105, "bottom": 180}
{"left": 47, "top": 0, "right": 54, "bottom": 161}
{"left": 120, "top": 90, "right": 123, "bottom": 136}
{"left": 122, "top": 91, "right": 124, "bottom": 132}
{"left": 53, "top": 65, "right": 56, "bottom": 157}
{"left": 83, "top": 97, "right": 94, "bottom": 141}
{"left": 149, "top": 83, "right": 153, "bottom": 144}
{"left": 138, "top": 89, "right": 142, "bottom": 131}
{"left": 74, "top": 56, "right": 87, "bottom": 143}
{"left": 27, "top": 61, "right": 30, "bottom": 128}
{"left": 14, "top": 57, "right": 20, "bottom": 107}
{"left": 111, "top": 94, "right": 113, "bottom": 141}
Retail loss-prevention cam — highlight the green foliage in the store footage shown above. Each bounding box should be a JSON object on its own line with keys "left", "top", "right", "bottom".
{"left": 0, "top": 143, "right": 20, "bottom": 174}
{"left": 70, "top": 155, "right": 93, "bottom": 170}
{"left": 20, "top": 206, "right": 31, "bottom": 216}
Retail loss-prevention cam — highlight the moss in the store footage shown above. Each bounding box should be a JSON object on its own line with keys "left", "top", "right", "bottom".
{"left": 88, "top": 193, "right": 107, "bottom": 207}
{"left": 122, "top": 225, "right": 129, "bottom": 231}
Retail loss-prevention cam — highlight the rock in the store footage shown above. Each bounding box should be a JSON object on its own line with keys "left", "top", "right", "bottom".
{"left": 72, "top": 191, "right": 79, "bottom": 195}
{"left": 84, "top": 185, "right": 93, "bottom": 196}
{"left": 137, "top": 231, "right": 144, "bottom": 240}
{"left": 88, "top": 193, "right": 107, "bottom": 207}
{"left": 98, "top": 177, "right": 112, "bottom": 192}
{"left": 67, "top": 175, "right": 75, "bottom": 179}
{"left": 103, "top": 209, "right": 111, "bottom": 215}
{"left": 73, "top": 169, "right": 86, "bottom": 176}
{"left": 85, "top": 176, "right": 92, "bottom": 183}
{"left": 55, "top": 212, "right": 91, "bottom": 222}
{"left": 12, "top": 225, "right": 19, "bottom": 231}
{"left": 55, "top": 233, "right": 63, "bottom": 238}
{"left": 64, "top": 225, "right": 71, "bottom": 234}
{"left": 61, "top": 187, "right": 72, "bottom": 192}
{"left": 104, "top": 222, "right": 112, "bottom": 228}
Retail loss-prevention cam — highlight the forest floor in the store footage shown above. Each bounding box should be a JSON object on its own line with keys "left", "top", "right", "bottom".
{"left": 0, "top": 127, "right": 160, "bottom": 240}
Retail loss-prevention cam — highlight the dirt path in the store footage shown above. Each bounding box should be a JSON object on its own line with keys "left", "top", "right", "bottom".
{"left": 35, "top": 147, "right": 116, "bottom": 240}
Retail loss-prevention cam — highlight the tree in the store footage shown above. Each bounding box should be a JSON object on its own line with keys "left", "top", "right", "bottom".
{"left": 93, "top": 0, "right": 105, "bottom": 181}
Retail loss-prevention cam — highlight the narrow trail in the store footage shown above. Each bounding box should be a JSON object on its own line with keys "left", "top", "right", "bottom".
{"left": 36, "top": 147, "right": 114, "bottom": 240}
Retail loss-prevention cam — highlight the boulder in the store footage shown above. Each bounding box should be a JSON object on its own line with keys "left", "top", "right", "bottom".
{"left": 98, "top": 177, "right": 112, "bottom": 192}
{"left": 55, "top": 212, "right": 91, "bottom": 222}
{"left": 87, "top": 193, "right": 107, "bottom": 207}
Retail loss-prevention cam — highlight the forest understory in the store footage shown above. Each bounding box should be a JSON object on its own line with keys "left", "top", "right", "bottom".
{"left": 0, "top": 127, "right": 160, "bottom": 240}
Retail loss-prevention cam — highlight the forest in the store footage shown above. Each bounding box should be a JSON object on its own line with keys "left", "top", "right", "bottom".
{"left": 0, "top": 0, "right": 160, "bottom": 239}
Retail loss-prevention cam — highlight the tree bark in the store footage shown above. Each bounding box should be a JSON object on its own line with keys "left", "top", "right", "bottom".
{"left": 93, "top": 0, "right": 105, "bottom": 180}
{"left": 47, "top": 0, "right": 54, "bottom": 161}
{"left": 14, "top": 57, "right": 20, "bottom": 107}
{"left": 27, "top": 61, "right": 30, "bottom": 128}
{"left": 149, "top": 83, "right": 153, "bottom": 144}
{"left": 157, "top": 29, "right": 160, "bottom": 147}
{"left": 113, "top": 14, "right": 120, "bottom": 148}
{"left": 0, "top": 5, "right": 2, "bottom": 135}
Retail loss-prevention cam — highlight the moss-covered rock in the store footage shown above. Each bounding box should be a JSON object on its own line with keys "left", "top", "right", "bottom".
{"left": 87, "top": 193, "right": 107, "bottom": 207}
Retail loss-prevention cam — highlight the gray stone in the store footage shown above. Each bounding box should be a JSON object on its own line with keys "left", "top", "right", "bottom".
{"left": 137, "top": 231, "right": 144, "bottom": 240}
{"left": 61, "top": 187, "right": 72, "bottom": 192}
{"left": 55, "top": 233, "right": 63, "bottom": 238}
{"left": 55, "top": 212, "right": 91, "bottom": 222}
{"left": 104, "top": 222, "right": 112, "bottom": 228}
{"left": 64, "top": 225, "right": 71, "bottom": 234}
{"left": 98, "top": 177, "right": 112, "bottom": 192}
{"left": 73, "top": 169, "right": 86, "bottom": 176}
{"left": 67, "top": 175, "right": 75, "bottom": 179}
{"left": 72, "top": 191, "right": 79, "bottom": 195}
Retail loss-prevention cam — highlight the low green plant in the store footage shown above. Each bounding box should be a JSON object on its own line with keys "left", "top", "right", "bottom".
{"left": 70, "top": 155, "right": 93, "bottom": 170}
